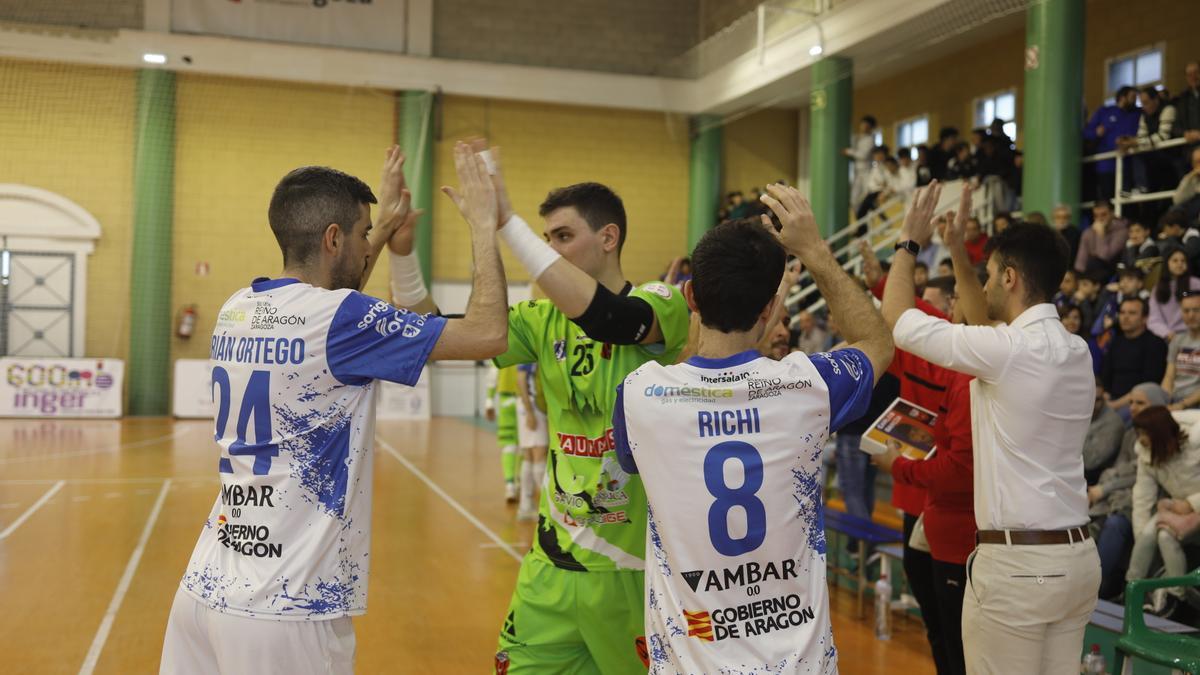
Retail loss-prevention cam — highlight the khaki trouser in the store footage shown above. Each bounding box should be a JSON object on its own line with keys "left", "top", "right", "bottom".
{"left": 962, "top": 538, "right": 1101, "bottom": 675}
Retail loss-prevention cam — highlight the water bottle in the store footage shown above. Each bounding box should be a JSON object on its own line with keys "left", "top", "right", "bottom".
{"left": 1081, "top": 643, "right": 1106, "bottom": 674}
{"left": 874, "top": 576, "right": 892, "bottom": 640}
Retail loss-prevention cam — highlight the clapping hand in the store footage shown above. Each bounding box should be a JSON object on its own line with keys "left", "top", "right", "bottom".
{"left": 899, "top": 181, "right": 942, "bottom": 245}
{"left": 760, "top": 184, "right": 822, "bottom": 258}
{"left": 375, "top": 145, "right": 412, "bottom": 237}
{"left": 467, "top": 138, "right": 513, "bottom": 227}
{"left": 858, "top": 239, "right": 883, "bottom": 288}
{"left": 938, "top": 182, "right": 973, "bottom": 252}
{"left": 442, "top": 141, "right": 498, "bottom": 233}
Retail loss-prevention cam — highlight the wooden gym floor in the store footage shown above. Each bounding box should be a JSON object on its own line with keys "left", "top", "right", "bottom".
{"left": 0, "top": 416, "right": 937, "bottom": 674}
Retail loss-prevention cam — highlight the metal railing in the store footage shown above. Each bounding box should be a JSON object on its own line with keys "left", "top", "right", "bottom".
{"left": 785, "top": 179, "right": 980, "bottom": 321}
{"left": 1081, "top": 136, "right": 1189, "bottom": 216}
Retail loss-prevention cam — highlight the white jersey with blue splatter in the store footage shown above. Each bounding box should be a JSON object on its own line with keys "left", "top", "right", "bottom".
{"left": 180, "top": 277, "right": 445, "bottom": 621}
{"left": 614, "top": 348, "right": 874, "bottom": 674}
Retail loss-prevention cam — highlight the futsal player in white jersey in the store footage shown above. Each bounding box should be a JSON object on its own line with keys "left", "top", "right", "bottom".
{"left": 160, "top": 143, "right": 508, "bottom": 674}
{"left": 613, "top": 185, "right": 894, "bottom": 674}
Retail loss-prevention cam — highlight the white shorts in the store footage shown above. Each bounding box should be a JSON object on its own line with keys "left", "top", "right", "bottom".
{"left": 516, "top": 402, "right": 548, "bottom": 449}
{"left": 160, "top": 587, "right": 355, "bottom": 675}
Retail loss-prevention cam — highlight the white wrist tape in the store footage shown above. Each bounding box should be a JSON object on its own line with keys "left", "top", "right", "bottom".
{"left": 389, "top": 250, "right": 428, "bottom": 307}
{"left": 477, "top": 149, "right": 497, "bottom": 175}
{"left": 499, "top": 214, "right": 561, "bottom": 280}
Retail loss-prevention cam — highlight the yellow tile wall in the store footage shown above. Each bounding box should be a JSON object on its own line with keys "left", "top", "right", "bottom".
{"left": 0, "top": 58, "right": 135, "bottom": 361}
{"left": 171, "top": 75, "right": 395, "bottom": 361}
{"left": 428, "top": 96, "right": 691, "bottom": 284}
{"left": 721, "top": 108, "right": 799, "bottom": 195}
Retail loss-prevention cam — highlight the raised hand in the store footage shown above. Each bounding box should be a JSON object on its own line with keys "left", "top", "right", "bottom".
{"left": 938, "top": 183, "right": 973, "bottom": 252}
{"left": 467, "top": 138, "right": 514, "bottom": 227}
{"left": 899, "top": 181, "right": 942, "bottom": 245}
{"left": 375, "top": 145, "right": 412, "bottom": 235}
{"left": 442, "top": 141, "right": 498, "bottom": 233}
{"left": 760, "top": 184, "right": 822, "bottom": 258}
{"left": 858, "top": 239, "right": 884, "bottom": 288}
{"left": 386, "top": 208, "right": 424, "bottom": 256}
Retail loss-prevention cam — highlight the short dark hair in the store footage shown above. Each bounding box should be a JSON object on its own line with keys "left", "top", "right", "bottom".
{"left": 1161, "top": 209, "right": 1188, "bottom": 230}
{"left": 268, "top": 166, "right": 376, "bottom": 267}
{"left": 1094, "top": 199, "right": 1113, "bottom": 211}
{"left": 914, "top": 261, "right": 929, "bottom": 271}
{"left": 924, "top": 275, "right": 956, "bottom": 296}
{"left": 539, "top": 182, "right": 627, "bottom": 253}
{"left": 691, "top": 218, "right": 786, "bottom": 333}
{"left": 862, "top": 115, "right": 877, "bottom": 127}
{"left": 1120, "top": 296, "right": 1148, "bottom": 316}
{"left": 983, "top": 222, "right": 1070, "bottom": 304}
{"left": 1116, "top": 85, "right": 1137, "bottom": 100}
{"left": 1140, "top": 85, "right": 1161, "bottom": 99}
{"left": 939, "top": 126, "right": 959, "bottom": 141}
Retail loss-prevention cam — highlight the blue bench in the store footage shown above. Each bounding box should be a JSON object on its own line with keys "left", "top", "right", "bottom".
{"left": 824, "top": 509, "right": 904, "bottom": 618}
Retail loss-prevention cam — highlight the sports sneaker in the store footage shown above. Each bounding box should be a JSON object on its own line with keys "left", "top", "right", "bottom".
{"left": 505, "top": 481, "right": 518, "bottom": 502}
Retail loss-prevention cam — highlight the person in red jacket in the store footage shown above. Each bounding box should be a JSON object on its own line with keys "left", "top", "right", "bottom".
{"left": 860, "top": 241, "right": 956, "bottom": 675}
{"left": 876, "top": 360, "right": 975, "bottom": 675}
{"left": 963, "top": 216, "right": 989, "bottom": 266}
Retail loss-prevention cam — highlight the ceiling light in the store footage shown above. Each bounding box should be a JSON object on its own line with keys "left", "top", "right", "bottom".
{"left": 142, "top": 53, "right": 167, "bottom": 64}
{"left": 809, "top": 44, "right": 824, "bottom": 57}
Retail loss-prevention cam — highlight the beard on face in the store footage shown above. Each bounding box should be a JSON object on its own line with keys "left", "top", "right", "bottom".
{"left": 330, "top": 256, "right": 365, "bottom": 291}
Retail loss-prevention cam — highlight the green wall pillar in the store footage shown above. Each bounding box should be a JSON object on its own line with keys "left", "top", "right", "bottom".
{"left": 687, "top": 115, "right": 722, "bottom": 251}
{"left": 398, "top": 90, "right": 435, "bottom": 285}
{"left": 128, "top": 69, "right": 176, "bottom": 416}
{"left": 1022, "top": 0, "right": 1085, "bottom": 222}
{"left": 809, "top": 57, "right": 853, "bottom": 239}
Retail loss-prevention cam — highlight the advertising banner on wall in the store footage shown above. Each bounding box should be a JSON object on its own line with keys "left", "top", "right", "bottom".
{"left": 174, "top": 359, "right": 216, "bottom": 419}
{"left": 171, "top": 0, "right": 407, "bottom": 54}
{"left": 0, "top": 358, "right": 124, "bottom": 418}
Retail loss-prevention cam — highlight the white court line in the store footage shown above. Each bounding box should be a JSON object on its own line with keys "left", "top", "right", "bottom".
{"left": 78, "top": 479, "right": 171, "bottom": 675}
{"left": 0, "top": 428, "right": 191, "bottom": 465}
{"left": 376, "top": 437, "right": 523, "bottom": 563}
{"left": 0, "top": 480, "right": 65, "bottom": 540}
{"left": 480, "top": 541, "right": 529, "bottom": 550}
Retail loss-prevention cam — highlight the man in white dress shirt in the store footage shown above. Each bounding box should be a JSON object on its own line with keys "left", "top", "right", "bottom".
{"left": 881, "top": 183, "right": 1100, "bottom": 675}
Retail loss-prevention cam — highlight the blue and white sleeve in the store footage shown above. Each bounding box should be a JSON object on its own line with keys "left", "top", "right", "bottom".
{"left": 611, "top": 384, "right": 639, "bottom": 474}
{"left": 326, "top": 292, "right": 447, "bottom": 386}
{"left": 809, "top": 348, "right": 876, "bottom": 434}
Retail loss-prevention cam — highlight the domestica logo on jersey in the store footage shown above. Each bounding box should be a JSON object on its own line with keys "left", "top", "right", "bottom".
{"left": 684, "top": 595, "right": 815, "bottom": 642}
{"left": 643, "top": 384, "right": 734, "bottom": 403}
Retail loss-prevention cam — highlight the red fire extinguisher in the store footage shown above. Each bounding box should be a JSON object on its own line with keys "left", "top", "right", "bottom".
{"left": 177, "top": 304, "right": 197, "bottom": 338}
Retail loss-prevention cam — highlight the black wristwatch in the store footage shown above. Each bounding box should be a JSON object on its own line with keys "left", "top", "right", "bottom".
{"left": 894, "top": 240, "right": 921, "bottom": 256}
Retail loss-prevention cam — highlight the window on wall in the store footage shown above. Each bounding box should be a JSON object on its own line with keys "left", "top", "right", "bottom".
{"left": 974, "top": 89, "right": 1016, "bottom": 140}
{"left": 873, "top": 130, "right": 883, "bottom": 148}
{"left": 895, "top": 115, "right": 929, "bottom": 159}
{"left": 1105, "top": 45, "right": 1164, "bottom": 104}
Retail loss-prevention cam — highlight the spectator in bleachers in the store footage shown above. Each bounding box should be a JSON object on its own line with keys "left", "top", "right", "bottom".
{"left": 1085, "top": 85, "right": 1141, "bottom": 200}
{"left": 1122, "top": 87, "right": 1180, "bottom": 193}
{"left": 1055, "top": 269, "right": 1078, "bottom": 311}
{"left": 1119, "top": 220, "right": 1161, "bottom": 273}
{"left": 1075, "top": 200, "right": 1129, "bottom": 275}
{"left": 1089, "top": 383, "right": 1166, "bottom": 599}
{"left": 1163, "top": 291, "right": 1200, "bottom": 410}
{"left": 846, "top": 115, "right": 879, "bottom": 206}
{"left": 1085, "top": 380, "right": 1127, "bottom": 486}
{"left": 913, "top": 260, "right": 929, "bottom": 296}
{"left": 1061, "top": 303, "right": 1103, "bottom": 373}
{"left": 1127, "top": 406, "right": 1200, "bottom": 618}
{"left": 945, "top": 142, "right": 977, "bottom": 181}
{"left": 1172, "top": 146, "right": 1200, "bottom": 225}
{"left": 1174, "top": 62, "right": 1200, "bottom": 149}
{"left": 914, "top": 145, "right": 934, "bottom": 187}
{"left": 794, "top": 310, "right": 831, "bottom": 354}
{"left": 1073, "top": 265, "right": 1108, "bottom": 337}
{"left": 936, "top": 258, "right": 953, "bottom": 278}
{"left": 1053, "top": 204, "right": 1083, "bottom": 263}
{"left": 992, "top": 211, "right": 1012, "bottom": 235}
{"left": 1157, "top": 209, "right": 1200, "bottom": 275}
{"left": 1025, "top": 211, "right": 1049, "bottom": 227}
{"left": 857, "top": 152, "right": 899, "bottom": 220}
{"left": 1096, "top": 264, "right": 1151, "bottom": 338}
{"left": 1149, "top": 247, "right": 1200, "bottom": 340}
{"left": 1102, "top": 297, "right": 1169, "bottom": 413}
{"left": 927, "top": 127, "right": 959, "bottom": 181}
{"left": 896, "top": 149, "right": 918, "bottom": 198}
{"left": 963, "top": 216, "right": 989, "bottom": 266}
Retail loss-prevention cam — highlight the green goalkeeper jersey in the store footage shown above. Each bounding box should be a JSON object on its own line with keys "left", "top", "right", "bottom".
{"left": 495, "top": 281, "right": 688, "bottom": 572}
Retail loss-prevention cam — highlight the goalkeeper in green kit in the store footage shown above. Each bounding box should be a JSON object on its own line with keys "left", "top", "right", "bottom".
{"left": 470, "top": 142, "right": 688, "bottom": 674}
